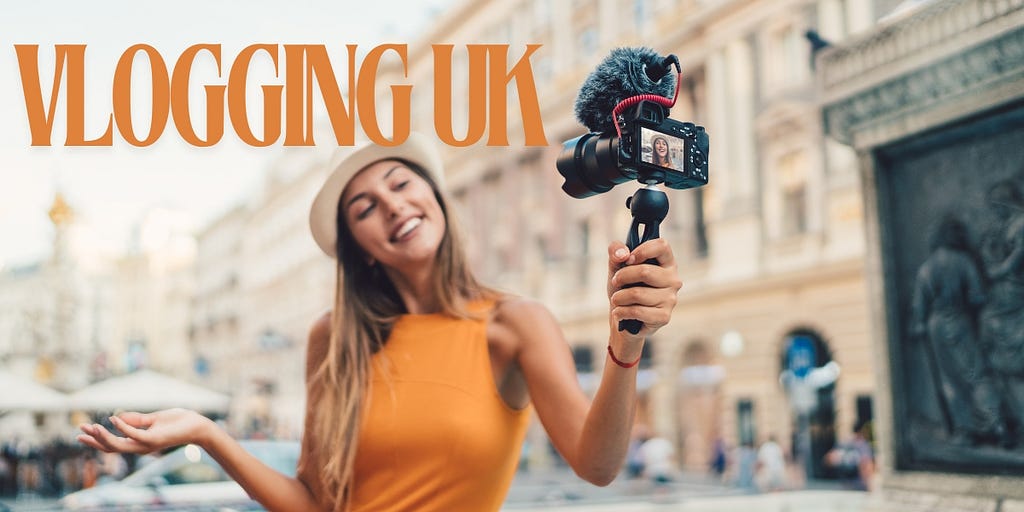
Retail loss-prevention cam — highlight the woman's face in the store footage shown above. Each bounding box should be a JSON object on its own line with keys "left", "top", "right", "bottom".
{"left": 340, "top": 159, "right": 446, "bottom": 270}
{"left": 654, "top": 138, "right": 668, "bottom": 157}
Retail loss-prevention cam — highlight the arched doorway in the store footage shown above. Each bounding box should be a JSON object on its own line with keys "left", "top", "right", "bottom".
{"left": 778, "top": 328, "right": 837, "bottom": 480}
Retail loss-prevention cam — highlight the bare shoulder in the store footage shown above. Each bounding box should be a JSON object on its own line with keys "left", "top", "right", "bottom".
{"left": 493, "top": 296, "right": 553, "bottom": 325}
{"left": 492, "top": 296, "right": 561, "bottom": 346}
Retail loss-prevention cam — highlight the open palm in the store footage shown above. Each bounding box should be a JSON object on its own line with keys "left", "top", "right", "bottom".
{"left": 78, "top": 408, "right": 214, "bottom": 454}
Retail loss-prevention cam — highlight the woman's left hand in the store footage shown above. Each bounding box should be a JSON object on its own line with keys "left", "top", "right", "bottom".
{"left": 607, "top": 238, "right": 682, "bottom": 342}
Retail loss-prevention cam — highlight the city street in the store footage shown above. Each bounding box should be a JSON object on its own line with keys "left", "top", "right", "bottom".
{"left": 502, "top": 468, "right": 866, "bottom": 511}
{"left": 0, "top": 468, "right": 868, "bottom": 512}
{"left": 505, "top": 491, "right": 868, "bottom": 512}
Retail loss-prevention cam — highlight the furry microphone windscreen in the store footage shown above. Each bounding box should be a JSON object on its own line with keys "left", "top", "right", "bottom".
{"left": 573, "top": 47, "right": 677, "bottom": 134}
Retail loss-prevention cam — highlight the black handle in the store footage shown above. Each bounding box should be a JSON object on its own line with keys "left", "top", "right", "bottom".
{"left": 617, "top": 187, "right": 668, "bottom": 335}
{"left": 618, "top": 257, "right": 659, "bottom": 334}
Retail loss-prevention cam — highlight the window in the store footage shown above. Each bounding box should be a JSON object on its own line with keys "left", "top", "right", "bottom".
{"left": 533, "top": 55, "right": 553, "bottom": 86}
{"left": 578, "top": 25, "right": 599, "bottom": 63}
{"left": 639, "top": 342, "right": 655, "bottom": 370}
{"left": 764, "top": 25, "right": 808, "bottom": 92}
{"left": 778, "top": 151, "right": 808, "bottom": 236}
{"left": 572, "top": 345, "right": 594, "bottom": 373}
{"left": 782, "top": 185, "right": 807, "bottom": 236}
{"left": 694, "top": 188, "right": 709, "bottom": 258}
{"left": 536, "top": 235, "right": 553, "bottom": 263}
{"left": 856, "top": 394, "right": 873, "bottom": 426}
{"left": 737, "top": 399, "right": 756, "bottom": 446}
{"left": 534, "top": 0, "right": 552, "bottom": 27}
{"left": 633, "top": 0, "right": 647, "bottom": 32}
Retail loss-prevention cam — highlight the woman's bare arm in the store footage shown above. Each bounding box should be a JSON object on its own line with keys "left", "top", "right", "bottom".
{"left": 78, "top": 314, "right": 332, "bottom": 512}
{"left": 81, "top": 410, "right": 320, "bottom": 512}
{"left": 511, "top": 239, "right": 680, "bottom": 486}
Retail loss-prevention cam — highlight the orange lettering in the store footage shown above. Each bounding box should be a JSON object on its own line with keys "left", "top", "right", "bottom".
{"left": 228, "top": 44, "right": 282, "bottom": 147}
{"left": 282, "top": 45, "right": 356, "bottom": 146}
{"left": 112, "top": 44, "right": 170, "bottom": 146}
{"left": 358, "top": 44, "right": 410, "bottom": 146}
{"left": 433, "top": 44, "right": 487, "bottom": 147}
{"left": 488, "top": 44, "right": 546, "bottom": 146}
{"left": 12, "top": 43, "right": 548, "bottom": 147}
{"left": 14, "top": 44, "right": 114, "bottom": 146}
{"left": 171, "top": 44, "right": 225, "bottom": 147}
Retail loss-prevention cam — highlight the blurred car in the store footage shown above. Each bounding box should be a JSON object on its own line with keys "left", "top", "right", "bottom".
{"left": 60, "top": 440, "right": 299, "bottom": 511}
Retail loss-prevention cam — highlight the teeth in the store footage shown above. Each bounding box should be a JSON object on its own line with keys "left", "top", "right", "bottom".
{"left": 395, "top": 217, "right": 422, "bottom": 239}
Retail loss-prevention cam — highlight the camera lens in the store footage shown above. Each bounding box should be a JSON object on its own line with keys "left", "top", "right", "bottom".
{"left": 556, "top": 133, "right": 631, "bottom": 198}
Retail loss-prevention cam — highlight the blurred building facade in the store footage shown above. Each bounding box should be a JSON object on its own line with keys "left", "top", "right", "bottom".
{"left": 190, "top": 148, "right": 334, "bottom": 438}
{"left": 110, "top": 209, "right": 198, "bottom": 378}
{"left": 179, "top": 0, "right": 922, "bottom": 475}
{"left": 371, "top": 0, "right": 913, "bottom": 474}
{"left": 0, "top": 194, "right": 113, "bottom": 441}
{"left": 0, "top": 194, "right": 207, "bottom": 443}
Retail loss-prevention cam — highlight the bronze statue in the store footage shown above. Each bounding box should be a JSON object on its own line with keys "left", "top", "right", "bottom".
{"left": 910, "top": 215, "right": 1006, "bottom": 446}
{"left": 980, "top": 180, "right": 1024, "bottom": 441}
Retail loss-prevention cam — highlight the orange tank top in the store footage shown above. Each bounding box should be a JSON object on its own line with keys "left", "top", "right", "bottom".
{"left": 349, "top": 301, "right": 531, "bottom": 511}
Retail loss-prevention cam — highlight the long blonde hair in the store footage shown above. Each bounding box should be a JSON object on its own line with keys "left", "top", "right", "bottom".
{"left": 309, "top": 159, "right": 492, "bottom": 511}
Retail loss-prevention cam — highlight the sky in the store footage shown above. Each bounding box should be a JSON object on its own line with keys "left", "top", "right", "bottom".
{"left": 0, "top": 0, "right": 455, "bottom": 269}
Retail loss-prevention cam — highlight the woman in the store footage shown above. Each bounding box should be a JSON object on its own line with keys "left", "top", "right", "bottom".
{"left": 76, "top": 133, "right": 682, "bottom": 511}
{"left": 652, "top": 135, "right": 672, "bottom": 168}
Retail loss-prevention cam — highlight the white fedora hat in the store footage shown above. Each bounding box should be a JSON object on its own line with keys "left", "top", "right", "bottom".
{"left": 309, "top": 132, "right": 445, "bottom": 258}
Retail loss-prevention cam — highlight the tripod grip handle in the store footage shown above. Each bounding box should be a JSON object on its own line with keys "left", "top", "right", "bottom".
{"left": 616, "top": 187, "right": 668, "bottom": 337}
{"left": 619, "top": 319, "right": 643, "bottom": 335}
{"left": 617, "top": 257, "right": 659, "bottom": 335}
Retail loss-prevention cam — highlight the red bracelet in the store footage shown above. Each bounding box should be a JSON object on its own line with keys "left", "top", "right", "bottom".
{"left": 607, "top": 345, "right": 642, "bottom": 368}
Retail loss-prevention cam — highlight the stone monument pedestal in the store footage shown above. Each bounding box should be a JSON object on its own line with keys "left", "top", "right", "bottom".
{"left": 821, "top": 1, "right": 1024, "bottom": 510}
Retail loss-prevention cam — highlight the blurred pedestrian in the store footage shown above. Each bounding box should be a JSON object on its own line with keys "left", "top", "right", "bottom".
{"left": 81, "top": 454, "right": 99, "bottom": 489}
{"left": 825, "top": 419, "right": 875, "bottom": 491}
{"left": 0, "top": 449, "right": 11, "bottom": 497}
{"left": 756, "top": 435, "right": 787, "bottom": 492}
{"left": 626, "top": 424, "right": 650, "bottom": 479}
{"left": 732, "top": 441, "right": 757, "bottom": 491}
{"left": 640, "top": 434, "right": 677, "bottom": 486}
{"left": 76, "top": 133, "right": 683, "bottom": 512}
{"left": 1, "top": 441, "right": 19, "bottom": 497}
{"left": 709, "top": 436, "right": 727, "bottom": 480}
{"left": 97, "top": 452, "right": 127, "bottom": 484}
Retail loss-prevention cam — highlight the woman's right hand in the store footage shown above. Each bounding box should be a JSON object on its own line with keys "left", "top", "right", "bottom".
{"left": 78, "top": 408, "right": 216, "bottom": 454}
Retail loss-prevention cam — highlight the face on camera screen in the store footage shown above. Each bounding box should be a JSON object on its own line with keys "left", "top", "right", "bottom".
{"left": 640, "top": 127, "right": 685, "bottom": 172}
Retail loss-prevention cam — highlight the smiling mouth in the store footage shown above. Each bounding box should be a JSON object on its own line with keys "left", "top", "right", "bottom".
{"left": 390, "top": 217, "right": 423, "bottom": 242}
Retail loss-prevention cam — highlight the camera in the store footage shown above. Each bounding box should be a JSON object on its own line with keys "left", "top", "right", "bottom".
{"left": 555, "top": 48, "right": 710, "bottom": 334}
{"left": 556, "top": 99, "right": 710, "bottom": 199}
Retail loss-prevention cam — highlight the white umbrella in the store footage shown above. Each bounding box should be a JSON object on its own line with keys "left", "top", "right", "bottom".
{"left": 68, "top": 369, "right": 231, "bottom": 413}
{"left": 0, "top": 369, "right": 68, "bottom": 411}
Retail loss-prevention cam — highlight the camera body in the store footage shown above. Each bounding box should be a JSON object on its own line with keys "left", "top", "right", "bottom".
{"left": 557, "top": 100, "right": 709, "bottom": 199}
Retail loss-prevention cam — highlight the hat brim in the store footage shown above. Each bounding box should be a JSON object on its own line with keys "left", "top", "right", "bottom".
{"left": 309, "top": 133, "right": 445, "bottom": 258}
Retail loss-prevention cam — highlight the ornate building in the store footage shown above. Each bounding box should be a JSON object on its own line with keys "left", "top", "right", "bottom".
{"left": 372, "top": 0, "right": 906, "bottom": 475}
